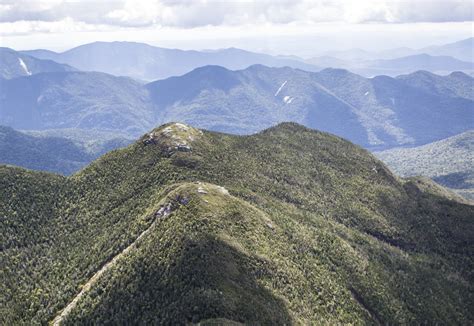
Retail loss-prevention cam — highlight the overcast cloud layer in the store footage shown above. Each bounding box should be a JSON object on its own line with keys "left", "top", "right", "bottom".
{"left": 0, "top": 0, "right": 471, "bottom": 55}
{"left": 0, "top": 0, "right": 472, "bottom": 36}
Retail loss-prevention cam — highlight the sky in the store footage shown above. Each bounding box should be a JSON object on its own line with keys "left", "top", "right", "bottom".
{"left": 0, "top": 0, "right": 472, "bottom": 57}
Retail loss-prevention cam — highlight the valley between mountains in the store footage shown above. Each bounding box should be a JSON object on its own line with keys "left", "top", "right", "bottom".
{"left": 2, "top": 122, "right": 473, "bottom": 325}
{"left": 2, "top": 50, "right": 472, "bottom": 149}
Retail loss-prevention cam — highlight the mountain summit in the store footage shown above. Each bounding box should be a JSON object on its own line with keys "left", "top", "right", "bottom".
{"left": 0, "top": 47, "right": 75, "bottom": 79}
{"left": 2, "top": 123, "right": 472, "bottom": 325}
{"left": 1, "top": 65, "right": 472, "bottom": 149}
{"left": 22, "top": 41, "right": 318, "bottom": 81}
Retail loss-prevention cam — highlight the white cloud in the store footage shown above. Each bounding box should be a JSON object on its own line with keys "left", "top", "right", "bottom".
{"left": 0, "top": 17, "right": 119, "bottom": 36}
{"left": 0, "top": 0, "right": 471, "bottom": 35}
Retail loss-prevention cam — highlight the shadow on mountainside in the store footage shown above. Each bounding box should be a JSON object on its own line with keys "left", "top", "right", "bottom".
{"left": 63, "top": 234, "right": 292, "bottom": 325}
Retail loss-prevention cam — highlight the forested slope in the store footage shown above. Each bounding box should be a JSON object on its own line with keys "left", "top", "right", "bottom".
{"left": 1, "top": 123, "right": 472, "bottom": 325}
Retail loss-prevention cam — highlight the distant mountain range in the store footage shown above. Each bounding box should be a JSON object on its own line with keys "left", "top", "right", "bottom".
{"left": 308, "top": 38, "right": 474, "bottom": 76}
{"left": 397, "top": 70, "right": 474, "bottom": 100}
{"left": 376, "top": 130, "right": 474, "bottom": 200}
{"left": 19, "top": 38, "right": 474, "bottom": 80}
{"left": 0, "top": 126, "right": 132, "bottom": 175}
{"left": 318, "top": 37, "right": 473, "bottom": 62}
{"left": 0, "top": 47, "right": 75, "bottom": 79}
{"left": 420, "top": 37, "right": 474, "bottom": 62}
{"left": 0, "top": 71, "right": 154, "bottom": 135}
{"left": 21, "top": 41, "right": 320, "bottom": 81}
{"left": 308, "top": 53, "right": 473, "bottom": 77}
{"left": 1, "top": 65, "right": 471, "bottom": 150}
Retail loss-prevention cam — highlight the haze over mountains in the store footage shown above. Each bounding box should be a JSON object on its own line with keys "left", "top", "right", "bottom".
{"left": 0, "top": 38, "right": 472, "bottom": 196}
{"left": 19, "top": 38, "right": 474, "bottom": 79}
{"left": 376, "top": 131, "right": 474, "bottom": 200}
{"left": 1, "top": 63, "right": 472, "bottom": 150}
{"left": 307, "top": 37, "right": 474, "bottom": 77}
{"left": 420, "top": 37, "right": 474, "bottom": 62}
{"left": 0, "top": 126, "right": 132, "bottom": 175}
{"left": 22, "top": 42, "right": 319, "bottom": 81}
{"left": 0, "top": 71, "right": 154, "bottom": 135}
{"left": 0, "top": 47, "right": 75, "bottom": 79}
{"left": 308, "top": 54, "right": 473, "bottom": 77}
{"left": 321, "top": 37, "right": 473, "bottom": 62}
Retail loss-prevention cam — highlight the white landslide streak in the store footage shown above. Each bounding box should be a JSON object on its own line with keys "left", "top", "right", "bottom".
{"left": 18, "top": 58, "right": 32, "bottom": 75}
{"left": 274, "top": 80, "right": 287, "bottom": 96}
{"left": 51, "top": 216, "right": 161, "bottom": 325}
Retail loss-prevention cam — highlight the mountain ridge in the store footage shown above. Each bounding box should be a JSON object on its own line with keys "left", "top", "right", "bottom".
{"left": 0, "top": 125, "right": 132, "bottom": 175}
{"left": 376, "top": 130, "right": 474, "bottom": 200}
{"left": 2, "top": 122, "right": 473, "bottom": 324}
{"left": 1, "top": 65, "right": 472, "bottom": 150}
{"left": 0, "top": 47, "right": 76, "bottom": 79}
{"left": 21, "top": 41, "right": 320, "bottom": 81}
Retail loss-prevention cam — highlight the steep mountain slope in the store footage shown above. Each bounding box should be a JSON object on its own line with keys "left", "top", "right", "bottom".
{"left": 0, "top": 47, "right": 75, "bottom": 79}
{"left": 0, "top": 126, "right": 132, "bottom": 175}
{"left": 24, "top": 128, "right": 133, "bottom": 156}
{"left": 0, "top": 71, "right": 154, "bottom": 134}
{"left": 22, "top": 41, "right": 319, "bottom": 81}
{"left": 313, "top": 68, "right": 473, "bottom": 148}
{"left": 1, "top": 66, "right": 472, "bottom": 149}
{"left": 147, "top": 65, "right": 368, "bottom": 142}
{"left": 376, "top": 130, "right": 474, "bottom": 200}
{"left": 148, "top": 65, "right": 473, "bottom": 148}
{"left": 1, "top": 122, "right": 473, "bottom": 325}
{"left": 396, "top": 70, "right": 474, "bottom": 100}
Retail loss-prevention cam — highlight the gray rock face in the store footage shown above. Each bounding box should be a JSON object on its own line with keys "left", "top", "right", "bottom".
{"left": 156, "top": 203, "right": 172, "bottom": 218}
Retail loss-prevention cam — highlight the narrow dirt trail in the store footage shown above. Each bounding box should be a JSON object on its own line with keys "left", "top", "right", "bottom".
{"left": 50, "top": 206, "right": 170, "bottom": 325}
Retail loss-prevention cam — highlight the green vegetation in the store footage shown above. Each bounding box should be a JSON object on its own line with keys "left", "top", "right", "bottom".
{"left": 0, "top": 126, "right": 132, "bottom": 175}
{"left": 2, "top": 65, "right": 472, "bottom": 150}
{"left": 1, "top": 122, "right": 473, "bottom": 325}
{"left": 375, "top": 130, "right": 474, "bottom": 200}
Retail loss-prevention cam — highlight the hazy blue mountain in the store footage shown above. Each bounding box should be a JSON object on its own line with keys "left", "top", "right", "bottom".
{"left": 375, "top": 130, "right": 474, "bottom": 200}
{"left": 421, "top": 37, "right": 474, "bottom": 62}
{"left": 0, "top": 71, "right": 154, "bottom": 135}
{"left": 307, "top": 53, "right": 473, "bottom": 77}
{"left": 0, "top": 47, "right": 75, "bottom": 79}
{"left": 24, "top": 128, "right": 134, "bottom": 156}
{"left": 397, "top": 70, "right": 474, "bottom": 100}
{"left": 375, "top": 47, "right": 418, "bottom": 59}
{"left": 314, "top": 68, "right": 473, "bottom": 148}
{"left": 305, "top": 56, "right": 351, "bottom": 69}
{"left": 147, "top": 65, "right": 369, "bottom": 143}
{"left": 319, "top": 48, "right": 374, "bottom": 61}
{"left": 22, "top": 41, "right": 319, "bottom": 81}
{"left": 316, "top": 38, "right": 473, "bottom": 63}
{"left": 0, "top": 126, "right": 132, "bottom": 175}
{"left": 364, "top": 54, "right": 473, "bottom": 75}
{"left": 148, "top": 65, "right": 473, "bottom": 149}
{"left": 309, "top": 38, "right": 474, "bottom": 77}
{"left": 1, "top": 66, "right": 472, "bottom": 149}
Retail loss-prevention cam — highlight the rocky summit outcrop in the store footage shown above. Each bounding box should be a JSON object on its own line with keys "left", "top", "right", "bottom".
{"left": 142, "top": 122, "right": 203, "bottom": 155}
